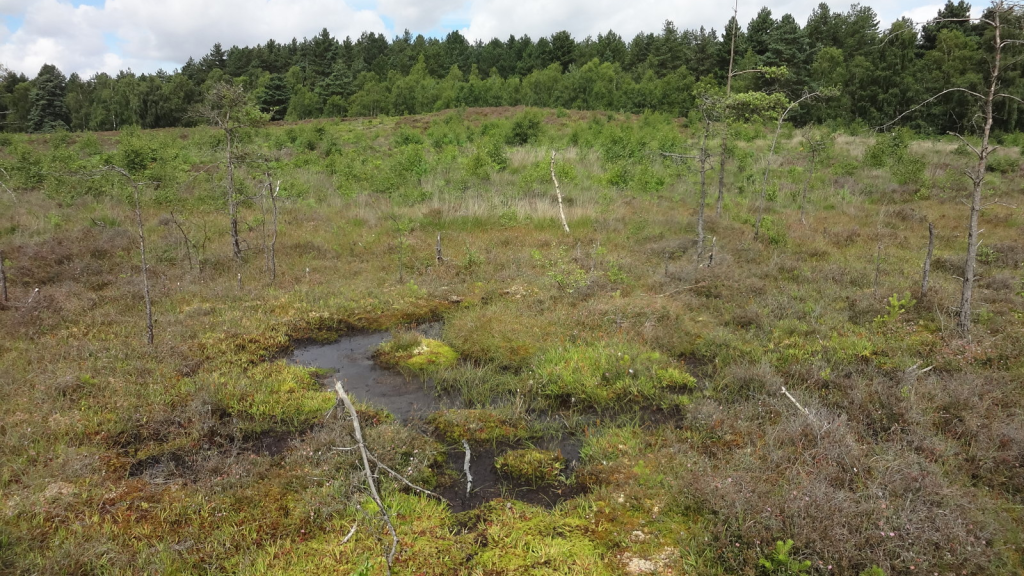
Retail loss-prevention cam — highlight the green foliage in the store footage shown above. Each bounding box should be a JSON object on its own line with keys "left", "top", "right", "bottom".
{"left": 533, "top": 341, "right": 695, "bottom": 408}
{"left": 986, "top": 154, "right": 1020, "bottom": 174}
{"left": 758, "top": 215, "right": 788, "bottom": 246}
{"left": 506, "top": 110, "right": 543, "bottom": 146}
{"left": 758, "top": 540, "right": 811, "bottom": 575}
{"left": 858, "top": 567, "right": 886, "bottom": 576}
{"left": 874, "top": 292, "right": 916, "bottom": 327}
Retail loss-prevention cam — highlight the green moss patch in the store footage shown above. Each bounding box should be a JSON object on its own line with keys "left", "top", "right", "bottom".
{"left": 496, "top": 448, "right": 566, "bottom": 486}
{"left": 375, "top": 333, "right": 458, "bottom": 372}
{"left": 206, "top": 362, "right": 335, "bottom": 436}
{"left": 533, "top": 341, "right": 696, "bottom": 408}
{"left": 427, "top": 409, "right": 530, "bottom": 444}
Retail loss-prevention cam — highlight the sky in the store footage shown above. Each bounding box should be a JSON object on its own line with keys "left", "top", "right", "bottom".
{"left": 0, "top": 0, "right": 974, "bottom": 78}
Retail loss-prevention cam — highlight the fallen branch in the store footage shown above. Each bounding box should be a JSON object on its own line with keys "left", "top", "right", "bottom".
{"left": 462, "top": 439, "right": 473, "bottom": 498}
{"left": 365, "top": 451, "right": 444, "bottom": 501}
{"left": 335, "top": 381, "right": 399, "bottom": 575}
{"left": 648, "top": 282, "right": 707, "bottom": 298}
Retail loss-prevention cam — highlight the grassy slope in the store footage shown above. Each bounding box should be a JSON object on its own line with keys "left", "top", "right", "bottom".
{"left": 0, "top": 108, "right": 1022, "bottom": 575}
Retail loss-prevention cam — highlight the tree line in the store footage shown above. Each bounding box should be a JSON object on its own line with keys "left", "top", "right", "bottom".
{"left": 0, "top": 1, "right": 1018, "bottom": 135}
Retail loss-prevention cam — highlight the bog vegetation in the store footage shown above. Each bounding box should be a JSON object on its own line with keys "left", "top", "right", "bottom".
{"left": 1, "top": 5, "right": 1024, "bottom": 576}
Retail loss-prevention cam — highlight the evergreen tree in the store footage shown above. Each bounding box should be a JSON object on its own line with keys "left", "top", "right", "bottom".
{"left": 28, "top": 64, "right": 70, "bottom": 132}
{"left": 259, "top": 73, "right": 291, "bottom": 120}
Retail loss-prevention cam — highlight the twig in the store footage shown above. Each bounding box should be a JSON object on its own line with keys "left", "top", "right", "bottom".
{"left": 365, "top": 452, "right": 445, "bottom": 501}
{"left": 341, "top": 522, "right": 358, "bottom": 545}
{"left": 649, "top": 282, "right": 707, "bottom": 297}
{"left": 462, "top": 439, "right": 473, "bottom": 498}
{"left": 0, "top": 167, "right": 15, "bottom": 200}
{"left": 550, "top": 151, "right": 570, "bottom": 234}
{"left": 26, "top": 287, "right": 39, "bottom": 304}
{"left": 0, "top": 249, "right": 7, "bottom": 304}
{"left": 335, "top": 381, "right": 399, "bottom": 575}
{"left": 781, "top": 386, "right": 819, "bottom": 427}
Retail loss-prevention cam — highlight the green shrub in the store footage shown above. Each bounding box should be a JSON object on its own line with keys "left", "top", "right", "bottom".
{"left": 986, "top": 154, "right": 1019, "bottom": 174}
{"left": 758, "top": 539, "right": 811, "bottom": 575}
{"left": 506, "top": 110, "right": 543, "bottom": 146}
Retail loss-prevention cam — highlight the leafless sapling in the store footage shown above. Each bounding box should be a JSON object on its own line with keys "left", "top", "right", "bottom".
{"left": 0, "top": 249, "right": 8, "bottom": 305}
{"left": 879, "top": 0, "right": 1023, "bottom": 335}
{"left": 259, "top": 168, "right": 280, "bottom": 282}
{"left": 754, "top": 90, "right": 831, "bottom": 240}
{"left": 921, "top": 222, "right": 935, "bottom": 299}
{"left": 799, "top": 126, "right": 833, "bottom": 224}
{"left": 105, "top": 165, "right": 154, "bottom": 346}
{"left": 192, "top": 83, "right": 267, "bottom": 261}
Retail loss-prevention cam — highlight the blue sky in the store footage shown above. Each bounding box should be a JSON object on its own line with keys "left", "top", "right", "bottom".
{"left": 0, "top": 0, "right": 970, "bottom": 77}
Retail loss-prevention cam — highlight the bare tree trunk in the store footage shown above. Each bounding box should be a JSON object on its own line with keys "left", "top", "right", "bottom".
{"left": 169, "top": 211, "right": 194, "bottom": 272}
{"left": 550, "top": 151, "right": 570, "bottom": 234}
{"left": 921, "top": 222, "right": 935, "bottom": 299}
{"left": 0, "top": 250, "right": 8, "bottom": 304}
{"left": 435, "top": 232, "right": 444, "bottom": 264}
{"left": 957, "top": 6, "right": 1000, "bottom": 336}
{"left": 106, "top": 166, "right": 154, "bottom": 345}
{"left": 696, "top": 120, "right": 712, "bottom": 258}
{"left": 269, "top": 180, "right": 279, "bottom": 283}
{"left": 799, "top": 149, "right": 817, "bottom": 225}
{"left": 135, "top": 183, "right": 154, "bottom": 346}
{"left": 226, "top": 130, "right": 242, "bottom": 261}
{"left": 716, "top": 0, "right": 739, "bottom": 217}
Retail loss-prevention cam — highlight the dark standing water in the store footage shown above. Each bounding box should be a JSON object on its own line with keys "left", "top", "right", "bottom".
{"left": 288, "top": 332, "right": 450, "bottom": 421}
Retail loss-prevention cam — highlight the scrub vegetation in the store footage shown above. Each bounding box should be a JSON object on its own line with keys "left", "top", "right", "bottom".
{"left": 1, "top": 104, "right": 1023, "bottom": 576}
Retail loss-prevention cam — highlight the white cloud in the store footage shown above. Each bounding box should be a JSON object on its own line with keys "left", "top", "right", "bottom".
{"left": 378, "top": 0, "right": 467, "bottom": 33}
{"left": 0, "top": 0, "right": 388, "bottom": 77}
{"left": 0, "top": 0, "right": 966, "bottom": 78}
{"left": 900, "top": 3, "right": 943, "bottom": 24}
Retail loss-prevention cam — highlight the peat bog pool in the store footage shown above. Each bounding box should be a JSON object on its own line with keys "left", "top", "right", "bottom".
{"left": 288, "top": 330, "right": 453, "bottom": 420}
{"left": 288, "top": 328, "right": 585, "bottom": 511}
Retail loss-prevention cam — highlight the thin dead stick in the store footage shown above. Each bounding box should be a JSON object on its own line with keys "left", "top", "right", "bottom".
{"left": 365, "top": 452, "right": 444, "bottom": 501}
{"left": 26, "top": 287, "right": 38, "bottom": 304}
{"left": 0, "top": 250, "right": 7, "bottom": 304}
{"left": 335, "top": 381, "right": 399, "bottom": 574}
{"left": 435, "top": 232, "right": 444, "bottom": 264}
{"left": 341, "top": 522, "right": 358, "bottom": 545}
{"left": 921, "top": 222, "right": 935, "bottom": 298}
{"left": 650, "top": 282, "right": 707, "bottom": 297}
{"left": 781, "top": 386, "right": 819, "bottom": 427}
{"left": 550, "top": 151, "right": 570, "bottom": 234}
{"left": 0, "top": 168, "right": 15, "bottom": 200}
{"left": 462, "top": 439, "right": 473, "bottom": 498}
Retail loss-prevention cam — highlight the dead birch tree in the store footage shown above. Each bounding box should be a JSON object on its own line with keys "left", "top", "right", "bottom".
{"left": 754, "top": 90, "right": 831, "bottom": 240}
{"left": 106, "top": 165, "right": 154, "bottom": 346}
{"left": 192, "top": 83, "right": 267, "bottom": 261}
{"left": 880, "top": 0, "right": 1023, "bottom": 335}
{"left": 798, "top": 126, "right": 832, "bottom": 224}
{"left": 260, "top": 168, "right": 280, "bottom": 283}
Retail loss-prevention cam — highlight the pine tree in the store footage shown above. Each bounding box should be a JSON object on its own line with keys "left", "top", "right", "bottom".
{"left": 28, "top": 64, "right": 70, "bottom": 133}
{"left": 259, "top": 73, "right": 291, "bottom": 120}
